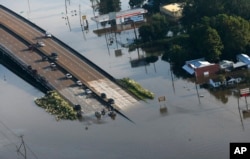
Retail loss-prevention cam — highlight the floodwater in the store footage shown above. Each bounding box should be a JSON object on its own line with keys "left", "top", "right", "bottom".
{"left": 1, "top": 0, "right": 250, "bottom": 159}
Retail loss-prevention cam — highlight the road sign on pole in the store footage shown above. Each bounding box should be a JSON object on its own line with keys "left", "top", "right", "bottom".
{"left": 158, "top": 96, "right": 166, "bottom": 102}
{"left": 82, "top": 15, "right": 86, "bottom": 20}
{"left": 240, "top": 88, "right": 250, "bottom": 97}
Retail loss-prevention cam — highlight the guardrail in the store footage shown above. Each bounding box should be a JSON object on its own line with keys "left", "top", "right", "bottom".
{"left": 0, "top": 5, "right": 136, "bottom": 121}
{"left": 0, "top": 45, "right": 54, "bottom": 91}
{"left": 0, "top": 4, "right": 116, "bottom": 83}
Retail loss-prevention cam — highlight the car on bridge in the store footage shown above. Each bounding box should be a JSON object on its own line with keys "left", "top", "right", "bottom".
{"left": 65, "top": 73, "right": 72, "bottom": 79}
{"left": 50, "top": 62, "right": 56, "bottom": 68}
{"left": 100, "top": 93, "right": 107, "bottom": 99}
{"left": 42, "top": 55, "right": 48, "bottom": 61}
{"left": 36, "top": 41, "right": 45, "bottom": 47}
{"left": 45, "top": 32, "right": 52, "bottom": 38}
{"left": 76, "top": 80, "right": 82, "bottom": 86}
{"left": 49, "top": 52, "right": 58, "bottom": 61}
{"left": 85, "top": 88, "right": 92, "bottom": 94}
{"left": 108, "top": 98, "right": 115, "bottom": 105}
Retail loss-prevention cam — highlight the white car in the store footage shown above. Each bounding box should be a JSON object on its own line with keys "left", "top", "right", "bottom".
{"left": 76, "top": 80, "right": 82, "bottom": 86}
{"left": 50, "top": 62, "right": 56, "bottom": 68}
{"left": 85, "top": 88, "right": 92, "bottom": 94}
{"left": 45, "top": 32, "right": 52, "bottom": 38}
{"left": 66, "top": 73, "right": 72, "bottom": 79}
{"left": 37, "top": 41, "right": 45, "bottom": 47}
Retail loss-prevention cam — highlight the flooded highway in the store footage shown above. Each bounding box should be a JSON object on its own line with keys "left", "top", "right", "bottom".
{"left": 0, "top": 0, "right": 250, "bottom": 159}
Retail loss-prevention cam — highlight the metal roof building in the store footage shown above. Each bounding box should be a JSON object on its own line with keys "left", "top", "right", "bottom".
{"left": 160, "top": 3, "right": 184, "bottom": 19}
{"left": 91, "top": 8, "right": 147, "bottom": 24}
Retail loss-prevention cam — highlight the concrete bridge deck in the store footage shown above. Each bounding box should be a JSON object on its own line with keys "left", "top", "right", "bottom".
{"left": 0, "top": 5, "right": 137, "bottom": 115}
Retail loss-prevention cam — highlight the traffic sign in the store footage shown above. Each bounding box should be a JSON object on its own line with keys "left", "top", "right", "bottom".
{"left": 240, "top": 88, "right": 250, "bottom": 97}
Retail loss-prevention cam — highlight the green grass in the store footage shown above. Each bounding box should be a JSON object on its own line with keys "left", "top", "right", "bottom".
{"left": 117, "top": 78, "right": 154, "bottom": 100}
{"left": 35, "top": 90, "right": 77, "bottom": 120}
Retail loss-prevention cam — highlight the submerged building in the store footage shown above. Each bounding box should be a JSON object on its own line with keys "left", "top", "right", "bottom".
{"left": 160, "top": 3, "right": 184, "bottom": 20}
{"left": 91, "top": 8, "right": 147, "bottom": 25}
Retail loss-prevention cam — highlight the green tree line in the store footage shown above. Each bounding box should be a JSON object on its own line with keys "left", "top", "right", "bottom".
{"left": 137, "top": 0, "right": 250, "bottom": 65}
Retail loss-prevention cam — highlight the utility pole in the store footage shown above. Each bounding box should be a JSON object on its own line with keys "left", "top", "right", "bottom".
{"left": 131, "top": 20, "right": 140, "bottom": 59}
{"left": 16, "top": 135, "right": 27, "bottom": 159}
{"left": 27, "top": 0, "right": 31, "bottom": 12}
{"left": 65, "top": 0, "right": 68, "bottom": 15}
{"left": 245, "top": 96, "right": 249, "bottom": 110}
{"left": 237, "top": 91, "right": 245, "bottom": 130}
{"left": 195, "top": 72, "right": 201, "bottom": 104}
{"left": 170, "top": 62, "right": 175, "bottom": 94}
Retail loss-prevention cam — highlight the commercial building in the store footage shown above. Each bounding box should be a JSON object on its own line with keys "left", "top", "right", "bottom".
{"left": 160, "top": 3, "right": 184, "bottom": 20}
{"left": 91, "top": 8, "right": 147, "bottom": 25}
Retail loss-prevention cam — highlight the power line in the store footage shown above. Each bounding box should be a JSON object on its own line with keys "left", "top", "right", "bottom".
{"left": 0, "top": 120, "right": 39, "bottom": 159}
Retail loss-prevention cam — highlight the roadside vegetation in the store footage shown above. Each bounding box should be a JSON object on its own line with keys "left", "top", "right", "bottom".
{"left": 132, "top": 0, "right": 250, "bottom": 67}
{"left": 94, "top": 0, "right": 250, "bottom": 66}
{"left": 34, "top": 90, "right": 78, "bottom": 120}
{"left": 117, "top": 78, "right": 154, "bottom": 100}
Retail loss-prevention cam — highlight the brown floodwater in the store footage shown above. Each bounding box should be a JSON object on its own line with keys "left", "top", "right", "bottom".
{"left": 1, "top": 0, "right": 250, "bottom": 159}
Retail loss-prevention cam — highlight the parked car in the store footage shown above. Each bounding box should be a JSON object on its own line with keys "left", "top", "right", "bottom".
{"left": 50, "top": 52, "right": 58, "bottom": 61}
{"left": 42, "top": 55, "right": 48, "bottom": 61}
{"left": 50, "top": 62, "right": 56, "bottom": 68}
{"left": 100, "top": 93, "right": 106, "bottom": 99}
{"left": 45, "top": 32, "right": 52, "bottom": 38}
{"left": 85, "top": 88, "right": 92, "bottom": 94}
{"left": 51, "top": 52, "right": 58, "bottom": 57}
{"left": 36, "top": 41, "right": 45, "bottom": 47}
{"left": 28, "top": 44, "right": 36, "bottom": 50}
{"left": 108, "top": 98, "right": 115, "bottom": 104}
{"left": 65, "top": 73, "right": 72, "bottom": 79}
{"left": 76, "top": 80, "right": 82, "bottom": 86}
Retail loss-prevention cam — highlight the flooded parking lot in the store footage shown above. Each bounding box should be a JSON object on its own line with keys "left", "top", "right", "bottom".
{"left": 1, "top": 0, "right": 250, "bottom": 159}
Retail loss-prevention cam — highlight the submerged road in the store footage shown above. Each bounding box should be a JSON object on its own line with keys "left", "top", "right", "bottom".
{"left": 0, "top": 5, "right": 138, "bottom": 115}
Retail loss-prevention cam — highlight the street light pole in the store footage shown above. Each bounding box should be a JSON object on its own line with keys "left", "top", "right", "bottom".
{"left": 132, "top": 21, "right": 138, "bottom": 41}
{"left": 27, "top": 0, "right": 31, "bottom": 12}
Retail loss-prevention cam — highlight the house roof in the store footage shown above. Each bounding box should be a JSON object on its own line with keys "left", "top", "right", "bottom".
{"left": 182, "top": 64, "right": 195, "bottom": 74}
{"left": 162, "top": 3, "right": 183, "bottom": 12}
{"left": 237, "top": 54, "right": 250, "bottom": 64}
{"left": 91, "top": 8, "right": 147, "bottom": 23}
{"left": 233, "top": 61, "right": 247, "bottom": 68}
{"left": 160, "top": 3, "right": 184, "bottom": 18}
{"left": 219, "top": 60, "right": 233, "bottom": 69}
{"left": 182, "top": 59, "right": 213, "bottom": 75}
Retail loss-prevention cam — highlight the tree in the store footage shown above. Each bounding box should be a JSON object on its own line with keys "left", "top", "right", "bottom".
{"left": 182, "top": 0, "right": 226, "bottom": 27}
{"left": 150, "top": 13, "right": 168, "bottom": 40}
{"left": 138, "top": 24, "right": 153, "bottom": 42}
{"left": 187, "top": 13, "right": 250, "bottom": 61}
{"left": 181, "top": 0, "right": 250, "bottom": 28}
{"left": 224, "top": 0, "right": 250, "bottom": 20}
{"left": 138, "top": 13, "right": 168, "bottom": 41}
{"left": 244, "top": 71, "right": 250, "bottom": 84}
{"left": 167, "top": 44, "right": 187, "bottom": 65}
{"left": 97, "top": 0, "right": 121, "bottom": 15}
{"left": 129, "top": 0, "right": 145, "bottom": 8}
{"left": 201, "top": 27, "right": 223, "bottom": 62}
{"left": 188, "top": 24, "right": 223, "bottom": 62}
{"left": 210, "top": 14, "right": 250, "bottom": 59}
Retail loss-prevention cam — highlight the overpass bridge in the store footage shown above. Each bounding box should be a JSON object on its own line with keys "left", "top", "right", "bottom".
{"left": 0, "top": 5, "right": 138, "bottom": 115}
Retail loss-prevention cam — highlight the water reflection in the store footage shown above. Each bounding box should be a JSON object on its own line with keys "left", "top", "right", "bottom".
{"left": 2, "top": 1, "right": 250, "bottom": 158}
{"left": 242, "top": 110, "right": 250, "bottom": 119}
{"left": 129, "top": 55, "right": 158, "bottom": 67}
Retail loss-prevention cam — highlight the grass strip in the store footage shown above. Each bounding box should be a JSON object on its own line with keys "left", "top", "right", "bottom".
{"left": 117, "top": 78, "right": 154, "bottom": 100}
{"left": 35, "top": 90, "right": 77, "bottom": 120}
